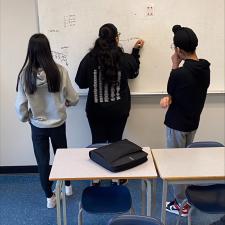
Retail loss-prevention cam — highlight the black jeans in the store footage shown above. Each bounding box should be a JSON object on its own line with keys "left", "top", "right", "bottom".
{"left": 30, "top": 123, "right": 70, "bottom": 198}
{"left": 87, "top": 113, "right": 128, "bottom": 144}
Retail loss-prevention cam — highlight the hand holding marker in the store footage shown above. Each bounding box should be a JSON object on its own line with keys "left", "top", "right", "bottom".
{"left": 134, "top": 39, "right": 144, "bottom": 49}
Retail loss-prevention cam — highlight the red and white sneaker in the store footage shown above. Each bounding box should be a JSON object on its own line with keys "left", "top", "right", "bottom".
{"left": 166, "top": 199, "right": 191, "bottom": 217}
{"left": 181, "top": 202, "right": 191, "bottom": 217}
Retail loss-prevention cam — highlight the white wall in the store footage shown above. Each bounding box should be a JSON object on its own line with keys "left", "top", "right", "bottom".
{"left": 0, "top": 0, "right": 224, "bottom": 166}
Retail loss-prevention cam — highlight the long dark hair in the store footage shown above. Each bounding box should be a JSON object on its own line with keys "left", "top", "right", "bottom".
{"left": 90, "top": 23, "right": 122, "bottom": 84}
{"left": 16, "top": 33, "right": 60, "bottom": 94}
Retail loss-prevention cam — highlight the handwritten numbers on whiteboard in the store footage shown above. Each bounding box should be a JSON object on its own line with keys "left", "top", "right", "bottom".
{"left": 146, "top": 4, "right": 154, "bottom": 17}
{"left": 52, "top": 51, "right": 69, "bottom": 66}
{"left": 64, "top": 14, "right": 76, "bottom": 28}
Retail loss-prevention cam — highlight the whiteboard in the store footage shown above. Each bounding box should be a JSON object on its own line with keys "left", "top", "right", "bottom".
{"left": 37, "top": 0, "right": 224, "bottom": 94}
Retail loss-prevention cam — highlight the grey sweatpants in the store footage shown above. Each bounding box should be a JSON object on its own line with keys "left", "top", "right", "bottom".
{"left": 166, "top": 126, "right": 196, "bottom": 203}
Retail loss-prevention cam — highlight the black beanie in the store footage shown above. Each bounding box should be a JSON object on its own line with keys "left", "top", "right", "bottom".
{"left": 172, "top": 25, "right": 198, "bottom": 52}
{"left": 99, "top": 23, "right": 118, "bottom": 40}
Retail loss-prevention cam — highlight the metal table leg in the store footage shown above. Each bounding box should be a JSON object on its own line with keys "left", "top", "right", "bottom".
{"left": 141, "top": 180, "right": 146, "bottom": 215}
{"left": 56, "top": 180, "right": 62, "bottom": 225}
{"left": 62, "top": 181, "right": 67, "bottom": 225}
{"left": 146, "top": 179, "right": 152, "bottom": 216}
{"left": 151, "top": 179, "right": 157, "bottom": 217}
{"left": 161, "top": 180, "right": 168, "bottom": 225}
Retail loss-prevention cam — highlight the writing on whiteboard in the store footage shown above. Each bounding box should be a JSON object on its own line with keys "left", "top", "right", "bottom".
{"left": 120, "top": 37, "right": 141, "bottom": 42}
{"left": 52, "top": 51, "right": 68, "bottom": 66}
{"left": 48, "top": 29, "right": 59, "bottom": 33}
{"left": 64, "top": 14, "right": 76, "bottom": 28}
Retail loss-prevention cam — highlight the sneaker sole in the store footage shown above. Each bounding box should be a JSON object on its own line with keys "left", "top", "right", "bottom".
{"left": 65, "top": 192, "right": 73, "bottom": 196}
{"left": 47, "top": 204, "right": 56, "bottom": 209}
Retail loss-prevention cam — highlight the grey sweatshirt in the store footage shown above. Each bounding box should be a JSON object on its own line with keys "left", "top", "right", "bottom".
{"left": 16, "top": 64, "right": 79, "bottom": 128}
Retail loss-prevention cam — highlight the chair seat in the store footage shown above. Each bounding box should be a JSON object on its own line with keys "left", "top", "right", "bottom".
{"left": 81, "top": 185, "right": 132, "bottom": 213}
{"left": 186, "top": 184, "right": 225, "bottom": 214}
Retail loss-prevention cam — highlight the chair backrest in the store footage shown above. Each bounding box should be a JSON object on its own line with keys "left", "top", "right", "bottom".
{"left": 186, "top": 141, "right": 225, "bottom": 215}
{"left": 81, "top": 185, "right": 132, "bottom": 214}
{"left": 108, "top": 215, "right": 164, "bottom": 225}
{"left": 185, "top": 184, "right": 225, "bottom": 214}
{"left": 187, "top": 141, "right": 224, "bottom": 148}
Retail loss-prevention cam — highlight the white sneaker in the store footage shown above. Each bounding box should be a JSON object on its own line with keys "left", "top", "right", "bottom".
{"left": 53, "top": 185, "right": 73, "bottom": 197}
{"left": 47, "top": 194, "right": 56, "bottom": 208}
{"left": 91, "top": 179, "right": 101, "bottom": 186}
{"left": 65, "top": 185, "right": 73, "bottom": 196}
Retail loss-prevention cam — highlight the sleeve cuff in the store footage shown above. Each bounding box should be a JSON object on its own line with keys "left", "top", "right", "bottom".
{"left": 132, "top": 48, "right": 140, "bottom": 56}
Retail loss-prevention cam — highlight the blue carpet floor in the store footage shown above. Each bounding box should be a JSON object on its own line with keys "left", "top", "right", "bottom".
{"left": 0, "top": 175, "right": 223, "bottom": 225}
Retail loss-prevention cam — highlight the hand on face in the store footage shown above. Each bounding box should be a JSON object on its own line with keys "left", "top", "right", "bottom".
{"left": 171, "top": 49, "right": 182, "bottom": 69}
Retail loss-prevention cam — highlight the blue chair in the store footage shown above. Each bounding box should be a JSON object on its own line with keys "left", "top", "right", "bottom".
{"left": 176, "top": 141, "right": 225, "bottom": 225}
{"left": 108, "top": 215, "right": 164, "bottom": 225}
{"left": 78, "top": 185, "right": 134, "bottom": 225}
{"left": 186, "top": 141, "right": 224, "bottom": 148}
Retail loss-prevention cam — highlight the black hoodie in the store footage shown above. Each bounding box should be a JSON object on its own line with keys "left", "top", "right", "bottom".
{"left": 75, "top": 48, "right": 140, "bottom": 117}
{"left": 164, "top": 59, "right": 210, "bottom": 132}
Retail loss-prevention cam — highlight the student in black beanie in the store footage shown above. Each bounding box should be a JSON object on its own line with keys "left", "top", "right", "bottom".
{"left": 160, "top": 25, "right": 210, "bottom": 216}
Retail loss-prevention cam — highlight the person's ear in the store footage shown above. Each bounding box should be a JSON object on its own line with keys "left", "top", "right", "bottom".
{"left": 177, "top": 48, "right": 186, "bottom": 59}
{"left": 175, "top": 47, "right": 180, "bottom": 54}
{"left": 180, "top": 49, "right": 186, "bottom": 56}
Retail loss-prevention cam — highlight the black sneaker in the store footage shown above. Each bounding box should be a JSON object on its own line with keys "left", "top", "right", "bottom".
{"left": 119, "top": 179, "right": 128, "bottom": 185}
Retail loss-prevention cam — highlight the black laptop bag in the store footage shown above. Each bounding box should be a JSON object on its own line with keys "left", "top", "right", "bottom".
{"left": 89, "top": 139, "right": 148, "bottom": 172}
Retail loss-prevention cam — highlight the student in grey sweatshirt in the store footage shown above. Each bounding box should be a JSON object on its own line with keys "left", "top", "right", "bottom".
{"left": 16, "top": 33, "right": 79, "bottom": 208}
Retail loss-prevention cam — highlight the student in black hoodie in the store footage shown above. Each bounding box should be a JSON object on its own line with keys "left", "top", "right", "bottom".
{"left": 75, "top": 23, "right": 144, "bottom": 144}
{"left": 160, "top": 25, "right": 210, "bottom": 216}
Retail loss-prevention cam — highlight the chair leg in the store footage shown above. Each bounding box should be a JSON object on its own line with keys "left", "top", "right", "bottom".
{"left": 188, "top": 207, "right": 194, "bottom": 225}
{"left": 176, "top": 199, "right": 188, "bottom": 225}
{"left": 78, "top": 202, "right": 83, "bottom": 225}
{"left": 130, "top": 205, "right": 135, "bottom": 215}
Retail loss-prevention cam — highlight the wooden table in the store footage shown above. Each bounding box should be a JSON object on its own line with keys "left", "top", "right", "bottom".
{"left": 152, "top": 147, "right": 225, "bottom": 225}
{"left": 50, "top": 147, "right": 157, "bottom": 225}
